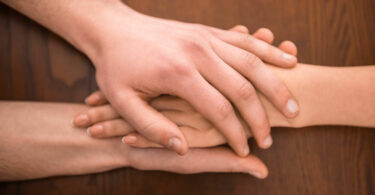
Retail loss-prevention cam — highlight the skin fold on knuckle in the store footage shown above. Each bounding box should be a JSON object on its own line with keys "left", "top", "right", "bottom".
{"left": 237, "top": 81, "right": 256, "bottom": 101}
{"left": 215, "top": 99, "right": 235, "bottom": 121}
{"left": 242, "top": 52, "right": 262, "bottom": 73}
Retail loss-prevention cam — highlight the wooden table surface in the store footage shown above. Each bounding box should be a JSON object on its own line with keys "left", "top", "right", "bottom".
{"left": 0, "top": 0, "right": 374, "bottom": 194}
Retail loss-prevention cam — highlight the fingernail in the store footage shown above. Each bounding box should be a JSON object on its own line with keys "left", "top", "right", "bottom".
{"left": 89, "top": 125, "right": 103, "bottom": 136}
{"left": 123, "top": 135, "right": 137, "bottom": 144}
{"left": 282, "top": 53, "right": 295, "bottom": 61}
{"left": 248, "top": 171, "right": 263, "bottom": 179}
{"left": 75, "top": 114, "right": 89, "bottom": 126}
{"left": 168, "top": 137, "right": 182, "bottom": 152}
{"left": 243, "top": 145, "right": 250, "bottom": 156}
{"left": 263, "top": 135, "right": 273, "bottom": 148}
{"left": 286, "top": 99, "right": 299, "bottom": 116}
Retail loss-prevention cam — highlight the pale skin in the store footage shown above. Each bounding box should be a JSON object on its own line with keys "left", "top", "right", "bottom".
{"left": 0, "top": 0, "right": 301, "bottom": 156}
{"left": 1, "top": 57, "right": 373, "bottom": 182}
{"left": 76, "top": 63, "right": 375, "bottom": 147}
{"left": 73, "top": 27, "right": 375, "bottom": 148}
{"left": 0, "top": 27, "right": 293, "bottom": 181}
{"left": 1, "top": 36, "right": 374, "bottom": 181}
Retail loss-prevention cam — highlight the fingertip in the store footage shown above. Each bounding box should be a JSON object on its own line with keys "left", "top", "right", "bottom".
{"left": 168, "top": 137, "right": 189, "bottom": 155}
{"left": 73, "top": 114, "right": 89, "bottom": 127}
{"left": 85, "top": 93, "right": 100, "bottom": 105}
{"left": 279, "top": 40, "right": 298, "bottom": 56}
{"left": 245, "top": 156, "right": 269, "bottom": 179}
{"left": 284, "top": 98, "right": 300, "bottom": 118}
{"left": 253, "top": 27, "right": 274, "bottom": 44}
{"left": 263, "top": 135, "right": 273, "bottom": 149}
{"left": 281, "top": 53, "right": 298, "bottom": 67}
{"left": 123, "top": 135, "right": 137, "bottom": 144}
{"left": 88, "top": 124, "right": 104, "bottom": 137}
{"left": 229, "top": 25, "right": 249, "bottom": 34}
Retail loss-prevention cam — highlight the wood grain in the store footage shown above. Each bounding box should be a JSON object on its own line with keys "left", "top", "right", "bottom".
{"left": 0, "top": 0, "right": 374, "bottom": 194}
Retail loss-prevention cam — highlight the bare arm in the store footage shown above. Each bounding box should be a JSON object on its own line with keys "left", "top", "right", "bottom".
{"left": 266, "top": 64, "right": 375, "bottom": 128}
{"left": 0, "top": 102, "right": 268, "bottom": 181}
{"left": 0, "top": 0, "right": 300, "bottom": 155}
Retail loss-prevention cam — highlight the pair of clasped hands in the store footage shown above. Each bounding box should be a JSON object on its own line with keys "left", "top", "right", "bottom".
{"left": 72, "top": 16, "right": 300, "bottom": 179}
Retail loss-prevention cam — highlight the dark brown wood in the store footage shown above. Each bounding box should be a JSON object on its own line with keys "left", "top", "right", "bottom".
{"left": 0, "top": 0, "right": 374, "bottom": 194}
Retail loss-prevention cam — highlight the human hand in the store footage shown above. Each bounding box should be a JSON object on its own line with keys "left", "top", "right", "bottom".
{"left": 75, "top": 26, "right": 298, "bottom": 149}
{"left": 78, "top": 4, "right": 300, "bottom": 156}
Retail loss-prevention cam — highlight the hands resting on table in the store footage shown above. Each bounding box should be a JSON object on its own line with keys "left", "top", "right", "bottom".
{"left": 0, "top": 0, "right": 302, "bottom": 180}
{"left": 72, "top": 27, "right": 299, "bottom": 179}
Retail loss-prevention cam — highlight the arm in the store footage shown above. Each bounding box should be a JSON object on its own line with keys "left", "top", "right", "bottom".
{"left": 0, "top": 102, "right": 268, "bottom": 181}
{"left": 75, "top": 63, "right": 375, "bottom": 148}
{"left": 267, "top": 64, "right": 375, "bottom": 127}
{"left": 0, "top": 0, "right": 300, "bottom": 156}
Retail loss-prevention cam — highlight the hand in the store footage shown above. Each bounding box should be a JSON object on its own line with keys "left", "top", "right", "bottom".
{"left": 79, "top": 5, "right": 300, "bottom": 157}
{"left": 74, "top": 27, "right": 298, "bottom": 149}
{"left": 121, "top": 144, "right": 268, "bottom": 179}
{"left": 0, "top": 102, "right": 267, "bottom": 180}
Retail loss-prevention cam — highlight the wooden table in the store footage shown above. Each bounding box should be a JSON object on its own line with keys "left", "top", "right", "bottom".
{"left": 0, "top": 0, "right": 374, "bottom": 194}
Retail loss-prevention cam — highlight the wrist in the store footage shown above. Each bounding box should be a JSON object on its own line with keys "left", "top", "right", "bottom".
{"left": 65, "top": 0, "right": 141, "bottom": 64}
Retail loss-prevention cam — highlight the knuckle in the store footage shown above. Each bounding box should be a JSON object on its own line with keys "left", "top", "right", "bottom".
{"left": 168, "top": 62, "right": 195, "bottom": 77}
{"left": 242, "top": 52, "right": 262, "bottom": 71}
{"left": 237, "top": 81, "right": 256, "bottom": 101}
{"left": 241, "top": 34, "right": 255, "bottom": 45}
{"left": 87, "top": 108, "right": 102, "bottom": 121}
{"left": 272, "top": 81, "right": 291, "bottom": 102}
{"left": 182, "top": 39, "right": 206, "bottom": 53}
{"left": 101, "top": 121, "right": 113, "bottom": 135}
{"left": 216, "top": 99, "right": 235, "bottom": 120}
{"left": 256, "top": 119, "right": 271, "bottom": 134}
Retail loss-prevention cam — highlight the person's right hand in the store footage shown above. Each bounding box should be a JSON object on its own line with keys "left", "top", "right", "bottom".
{"left": 75, "top": 28, "right": 299, "bottom": 149}
{"left": 75, "top": 3, "right": 300, "bottom": 156}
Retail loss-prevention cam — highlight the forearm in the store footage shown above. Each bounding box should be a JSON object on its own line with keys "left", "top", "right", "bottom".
{"left": 264, "top": 64, "right": 375, "bottom": 128}
{"left": 0, "top": 0, "right": 136, "bottom": 58}
{"left": 0, "top": 102, "right": 127, "bottom": 181}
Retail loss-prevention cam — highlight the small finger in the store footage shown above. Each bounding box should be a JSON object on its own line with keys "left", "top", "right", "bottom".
{"left": 206, "top": 27, "right": 297, "bottom": 67}
{"left": 87, "top": 119, "right": 134, "bottom": 138}
{"left": 252, "top": 28, "right": 274, "bottom": 44}
{"left": 150, "top": 95, "right": 195, "bottom": 113}
{"left": 85, "top": 91, "right": 108, "bottom": 106}
{"left": 127, "top": 146, "right": 268, "bottom": 178}
{"left": 73, "top": 105, "right": 120, "bottom": 127}
{"left": 228, "top": 25, "right": 249, "bottom": 34}
{"left": 278, "top": 40, "right": 298, "bottom": 56}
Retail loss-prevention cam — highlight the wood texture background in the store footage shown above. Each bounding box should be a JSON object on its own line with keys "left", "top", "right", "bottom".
{"left": 0, "top": 0, "right": 374, "bottom": 194}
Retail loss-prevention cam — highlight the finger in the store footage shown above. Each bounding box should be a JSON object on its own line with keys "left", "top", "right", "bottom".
{"left": 73, "top": 105, "right": 120, "bottom": 127}
{"left": 207, "top": 27, "right": 297, "bottom": 67}
{"left": 87, "top": 119, "right": 134, "bottom": 138}
{"left": 161, "top": 110, "right": 212, "bottom": 130}
{"left": 278, "top": 40, "right": 298, "bottom": 56}
{"left": 124, "top": 125, "right": 227, "bottom": 148}
{"left": 228, "top": 25, "right": 249, "bottom": 34}
{"left": 127, "top": 146, "right": 268, "bottom": 179}
{"left": 85, "top": 91, "right": 108, "bottom": 106}
{"left": 197, "top": 48, "right": 271, "bottom": 149}
{"left": 150, "top": 95, "right": 196, "bottom": 113}
{"left": 252, "top": 28, "right": 274, "bottom": 44}
{"left": 122, "top": 133, "right": 163, "bottom": 148}
{"left": 112, "top": 91, "right": 188, "bottom": 155}
{"left": 174, "top": 73, "right": 250, "bottom": 157}
{"left": 214, "top": 39, "right": 300, "bottom": 121}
